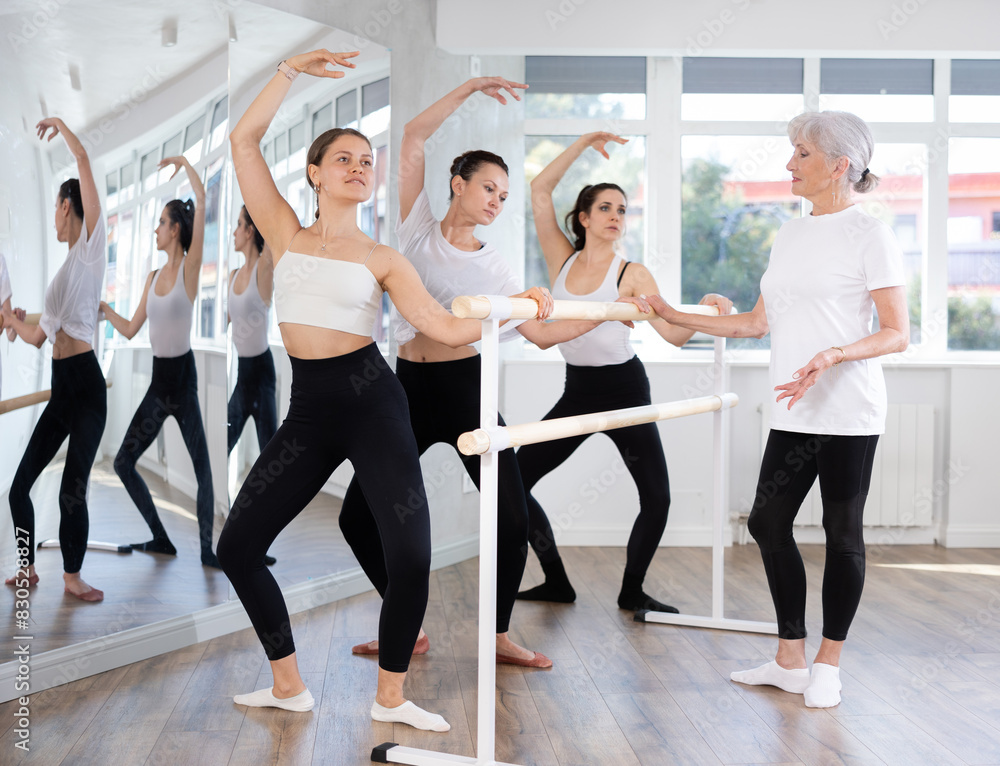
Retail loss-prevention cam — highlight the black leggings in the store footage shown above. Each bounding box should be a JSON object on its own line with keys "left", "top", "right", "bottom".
{"left": 338, "top": 355, "right": 529, "bottom": 634}
{"left": 10, "top": 351, "right": 106, "bottom": 573}
{"left": 749, "top": 429, "right": 879, "bottom": 641}
{"left": 113, "top": 351, "right": 214, "bottom": 556}
{"left": 516, "top": 356, "right": 670, "bottom": 579}
{"left": 227, "top": 348, "right": 277, "bottom": 455}
{"left": 217, "top": 344, "right": 431, "bottom": 673}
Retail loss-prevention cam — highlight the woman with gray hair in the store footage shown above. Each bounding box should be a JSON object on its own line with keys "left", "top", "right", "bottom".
{"left": 647, "top": 111, "right": 909, "bottom": 708}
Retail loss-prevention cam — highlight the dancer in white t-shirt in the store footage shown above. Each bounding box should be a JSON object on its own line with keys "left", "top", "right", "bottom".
{"left": 2, "top": 118, "right": 107, "bottom": 602}
{"left": 648, "top": 111, "right": 908, "bottom": 709}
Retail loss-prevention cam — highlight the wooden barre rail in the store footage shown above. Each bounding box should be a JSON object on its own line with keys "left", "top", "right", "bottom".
{"left": 0, "top": 312, "right": 41, "bottom": 330}
{"left": 0, "top": 378, "right": 113, "bottom": 416}
{"left": 458, "top": 393, "right": 739, "bottom": 456}
{"left": 451, "top": 296, "right": 722, "bottom": 322}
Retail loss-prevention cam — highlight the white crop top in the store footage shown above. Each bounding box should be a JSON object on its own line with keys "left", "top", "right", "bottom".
{"left": 40, "top": 214, "right": 106, "bottom": 345}
{"left": 273, "top": 245, "right": 382, "bottom": 337}
{"left": 228, "top": 260, "right": 270, "bottom": 358}
{"left": 552, "top": 253, "right": 635, "bottom": 367}
{"left": 147, "top": 264, "right": 194, "bottom": 358}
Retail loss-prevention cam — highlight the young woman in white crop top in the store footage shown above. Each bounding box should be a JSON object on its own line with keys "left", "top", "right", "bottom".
{"left": 2, "top": 118, "right": 107, "bottom": 602}
{"left": 515, "top": 132, "right": 732, "bottom": 613}
{"left": 101, "top": 156, "right": 219, "bottom": 569}
{"left": 220, "top": 49, "right": 553, "bottom": 730}
{"left": 648, "top": 112, "right": 909, "bottom": 709}
{"left": 338, "top": 78, "right": 630, "bottom": 674}
{"left": 227, "top": 205, "right": 277, "bottom": 457}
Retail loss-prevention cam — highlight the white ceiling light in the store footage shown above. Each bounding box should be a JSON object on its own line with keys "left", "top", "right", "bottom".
{"left": 162, "top": 18, "right": 177, "bottom": 47}
{"left": 228, "top": 14, "right": 238, "bottom": 43}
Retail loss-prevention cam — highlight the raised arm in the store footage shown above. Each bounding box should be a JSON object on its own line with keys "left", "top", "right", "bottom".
{"left": 648, "top": 293, "right": 768, "bottom": 340}
{"left": 399, "top": 76, "right": 527, "bottom": 223}
{"left": 100, "top": 271, "right": 155, "bottom": 340}
{"left": 530, "top": 132, "right": 629, "bottom": 284}
{"left": 160, "top": 157, "right": 205, "bottom": 300}
{"left": 37, "top": 118, "right": 100, "bottom": 239}
{"left": 621, "top": 264, "right": 732, "bottom": 347}
{"left": 230, "top": 49, "right": 358, "bottom": 257}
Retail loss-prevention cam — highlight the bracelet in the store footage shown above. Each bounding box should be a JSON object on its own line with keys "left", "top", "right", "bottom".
{"left": 277, "top": 60, "right": 299, "bottom": 82}
{"left": 832, "top": 346, "right": 847, "bottom": 365}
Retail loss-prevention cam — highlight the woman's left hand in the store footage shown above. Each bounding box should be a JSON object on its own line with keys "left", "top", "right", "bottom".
{"left": 157, "top": 156, "right": 188, "bottom": 180}
{"left": 515, "top": 286, "right": 554, "bottom": 321}
{"left": 774, "top": 348, "right": 843, "bottom": 409}
{"left": 699, "top": 292, "right": 733, "bottom": 316}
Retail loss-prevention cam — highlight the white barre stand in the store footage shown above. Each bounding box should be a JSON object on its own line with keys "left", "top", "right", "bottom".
{"left": 373, "top": 297, "right": 775, "bottom": 766}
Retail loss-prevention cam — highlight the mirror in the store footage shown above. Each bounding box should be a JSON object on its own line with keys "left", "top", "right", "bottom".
{"left": 226, "top": 2, "right": 391, "bottom": 596}
{"left": 0, "top": 0, "right": 229, "bottom": 666}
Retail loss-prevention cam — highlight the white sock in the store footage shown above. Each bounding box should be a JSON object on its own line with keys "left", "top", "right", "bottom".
{"left": 233, "top": 687, "right": 315, "bottom": 712}
{"left": 371, "top": 700, "right": 450, "bottom": 732}
{"left": 804, "top": 663, "right": 842, "bottom": 708}
{"left": 730, "top": 660, "right": 810, "bottom": 694}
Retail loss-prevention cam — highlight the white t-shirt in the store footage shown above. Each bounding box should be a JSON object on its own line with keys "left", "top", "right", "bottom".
{"left": 40, "top": 214, "right": 107, "bottom": 345}
{"left": 760, "top": 205, "right": 906, "bottom": 436}
{"left": 390, "top": 188, "right": 525, "bottom": 346}
{"left": 0, "top": 253, "right": 11, "bottom": 397}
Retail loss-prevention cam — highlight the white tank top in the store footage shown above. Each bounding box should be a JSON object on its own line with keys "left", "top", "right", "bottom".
{"left": 147, "top": 263, "right": 194, "bottom": 358}
{"left": 273, "top": 243, "right": 382, "bottom": 337}
{"left": 552, "top": 253, "right": 634, "bottom": 367}
{"left": 229, "top": 261, "right": 270, "bottom": 357}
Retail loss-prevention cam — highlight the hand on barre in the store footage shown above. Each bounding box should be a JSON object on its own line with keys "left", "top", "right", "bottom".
{"left": 512, "top": 286, "right": 554, "bottom": 321}
{"left": 451, "top": 294, "right": 722, "bottom": 322}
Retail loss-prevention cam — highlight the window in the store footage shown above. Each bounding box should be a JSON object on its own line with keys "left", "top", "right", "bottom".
{"left": 682, "top": 58, "right": 803, "bottom": 122}
{"left": 336, "top": 90, "right": 358, "bottom": 128}
{"left": 361, "top": 77, "right": 390, "bottom": 136}
{"left": 312, "top": 102, "right": 332, "bottom": 138}
{"left": 947, "top": 137, "right": 1000, "bottom": 350}
{"left": 106, "top": 169, "right": 119, "bottom": 209}
{"left": 208, "top": 97, "right": 227, "bottom": 151}
{"left": 182, "top": 117, "right": 204, "bottom": 164}
{"left": 157, "top": 132, "right": 182, "bottom": 185}
{"left": 949, "top": 60, "right": 1000, "bottom": 122}
{"left": 525, "top": 56, "right": 646, "bottom": 120}
{"left": 819, "top": 59, "right": 934, "bottom": 122}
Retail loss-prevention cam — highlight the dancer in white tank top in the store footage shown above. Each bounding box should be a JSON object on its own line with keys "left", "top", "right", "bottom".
{"left": 515, "top": 132, "right": 731, "bottom": 612}
{"left": 101, "top": 156, "right": 219, "bottom": 568}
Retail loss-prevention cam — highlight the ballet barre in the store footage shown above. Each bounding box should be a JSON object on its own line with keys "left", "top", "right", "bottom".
{"left": 459, "top": 393, "right": 739, "bottom": 455}
{"left": 374, "top": 296, "right": 774, "bottom": 766}
{"left": 0, "top": 378, "right": 113, "bottom": 416}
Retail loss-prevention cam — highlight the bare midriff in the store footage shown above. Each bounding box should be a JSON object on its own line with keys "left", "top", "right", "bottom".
{"left": 278, "top": 324, "right": 375, "bottom": 360}
{"left": 397, "top": 333, "right": 478, "bottom": 364}
{"left": 52, "top": 330, "right": 93, "bottom": 360}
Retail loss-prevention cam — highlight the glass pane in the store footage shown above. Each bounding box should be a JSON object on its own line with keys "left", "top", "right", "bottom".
{"left": 272, "top": 132, "right": 288, "bottom": 178}
{"left": 817, "top": 94, "right": 933, "bottom": 122}
{"left": 288, "top": 122, "right": 306, "bottom": 173}
{"left": 287, "top": 176, "right": 309, "bottom": 226}
{"left": 947, "top": 137, "right": 1000, "bottom": 350}
{"left": 856, "top": 144, "right": 925, "bottom": 345}
{"left": 140, "top": 149, "right": 159, "bottom": 193}
{"left": 108, "top": 210, "right": 133, "bottom": 339}
{"left": 199, "top": 157, "right": 225, "bottom": 339}
{"left": 362, "top": 77, "right": 390, "bottom": 115}
{"left": 158, "top": 132, "right": 183, "bottom": 184}
{"left": 209, "top": 97, "right": 228, "bottom": 151}
{"left": 525, "top": 92, "right": 646, "bottom": 120}
{"left": 312, "top": 102, "right": 332, "bottom": 138}
{"left": 524, "top": 135, "right": 646, "bottom": 293}
{"left": 106, "top": 169, "right": 119, "bottom": 209}
{"left": 681, "top": 93, "right": 804, "bottom": 122}
{"left": 262, "top": 139, "right": 274, "bottom": 167}
{"left": 949, "top": 95, "right": 1000, "bottom": 122}
{"left": 681, "top": 135, "right": 801, "bottom": 350}
{"left": 120, "top": 161, "right": 135, "bottom": 203}
{"left": 336, "top": 90, "right": 358, "bottom": 128}
{"left": 360, "top": 105, "right": 390, "bottom": 137}
{"left": 183, "top": 117, "right": 204, "bottom": 163}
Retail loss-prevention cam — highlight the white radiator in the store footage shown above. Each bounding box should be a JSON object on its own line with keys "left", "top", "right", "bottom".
{"left": 759, "top": 403, "right": 935, "bottom": 527}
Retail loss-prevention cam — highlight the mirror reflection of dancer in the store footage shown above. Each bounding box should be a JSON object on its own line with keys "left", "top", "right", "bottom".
{"left": 100, "top": 157, "right": 218, "bottom": 567}
{"left": 515, "top": 133, "right": 731, "bottom": 612}
{"left": 649, "top": 112, "right": 908, "bottom": 709}
{"left": 227, "top": 206, "right": 276, "bottom": 458}
{"left": 339, "top": 78, "right": 619, "bottom": 669}
{"left": 2, "top": 118, "right": 107, "bottom": 601}
{"left": 221, "top": 50, "right": 550, "bottom": 729}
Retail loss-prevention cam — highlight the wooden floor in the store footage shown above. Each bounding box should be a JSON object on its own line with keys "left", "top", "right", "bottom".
{"left": 0, "top": 459, "right": 359, "bottom": 655}
{"left": 4, "top": 543, "right": 1000, "bottom": 765}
